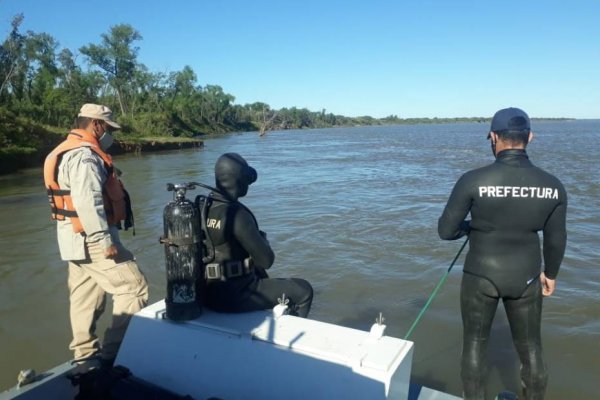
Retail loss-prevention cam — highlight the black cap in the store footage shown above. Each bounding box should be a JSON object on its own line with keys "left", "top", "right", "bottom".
{"left": 488, "top": 107, "right": 530, "bottom": 138}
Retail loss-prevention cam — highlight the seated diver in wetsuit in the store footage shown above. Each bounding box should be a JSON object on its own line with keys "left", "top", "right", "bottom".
{"left": 200, "top": 153, "right": 313, "bottom": 317}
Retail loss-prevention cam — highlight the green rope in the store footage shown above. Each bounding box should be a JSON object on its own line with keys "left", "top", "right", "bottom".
{"left": 404, "top": 237, "right": 469, "bottom": 340}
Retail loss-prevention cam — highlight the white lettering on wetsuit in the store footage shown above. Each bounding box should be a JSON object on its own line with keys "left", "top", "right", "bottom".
{"left": 207, "top": 219, "right": 222, "bottom": 229}
{"left": 478, "top": 186, "right": 559, "bottom": 199}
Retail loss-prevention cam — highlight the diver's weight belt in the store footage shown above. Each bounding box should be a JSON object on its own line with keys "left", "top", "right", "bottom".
{"left": 205, "top": 258, "right": 254, "bottom": 281}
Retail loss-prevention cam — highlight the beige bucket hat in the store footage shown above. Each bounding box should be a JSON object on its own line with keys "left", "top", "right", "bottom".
{"left": 78, "top": 103, "right": 122, "bottom": 130}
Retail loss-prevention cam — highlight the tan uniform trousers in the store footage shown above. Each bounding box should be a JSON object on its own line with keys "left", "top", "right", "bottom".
{"left": 67, "top": 240, "right": 148, "bottom": 361}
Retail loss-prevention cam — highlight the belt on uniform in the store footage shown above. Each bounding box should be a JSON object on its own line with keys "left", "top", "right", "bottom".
{"left": 205, "top": 258, "right": 254, "bottom": 281}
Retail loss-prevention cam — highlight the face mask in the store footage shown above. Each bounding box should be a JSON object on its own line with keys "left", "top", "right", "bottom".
{"left": 99, "top": 131, "right": 114, "bottom": 150}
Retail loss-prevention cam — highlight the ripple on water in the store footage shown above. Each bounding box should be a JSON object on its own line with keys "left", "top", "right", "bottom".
{"left": 1, "top": 121, "right": 599, "bottom": 398}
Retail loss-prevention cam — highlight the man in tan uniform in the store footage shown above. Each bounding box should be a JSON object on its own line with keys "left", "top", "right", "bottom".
{"left": 44, "top": 104, "right": 148, "bottom": 369}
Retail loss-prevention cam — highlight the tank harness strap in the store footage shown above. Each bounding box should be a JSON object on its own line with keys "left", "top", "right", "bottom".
{"left": 196, "top": 194, "right": 215, "bottom": 264}
{"left": 159, "top": 234, "right": 203, "bottom": 247}
{"left": 205, "top": 258, "right": 254, "bottom": 281}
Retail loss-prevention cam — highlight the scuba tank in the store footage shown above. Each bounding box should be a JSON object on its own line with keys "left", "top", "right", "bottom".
{"left": 160, "top": 183, "right": 204, "bottom": 321}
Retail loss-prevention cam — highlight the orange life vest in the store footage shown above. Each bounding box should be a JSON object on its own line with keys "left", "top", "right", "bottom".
{"left": 43, "top": 129, "right": 128, "bottom": 233}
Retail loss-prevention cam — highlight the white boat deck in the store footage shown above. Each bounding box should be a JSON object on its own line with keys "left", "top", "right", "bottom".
{"left": 1, "top": 300, "right": 461, "bottom": 399}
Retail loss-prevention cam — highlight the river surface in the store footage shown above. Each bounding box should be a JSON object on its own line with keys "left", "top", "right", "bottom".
{"left": 1, "top": 121, "right": 599, "bottom": 398}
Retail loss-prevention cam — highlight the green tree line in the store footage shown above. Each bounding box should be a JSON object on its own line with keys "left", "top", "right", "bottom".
{"left": 1, "top": 16, "right": 492, "bottom": 173}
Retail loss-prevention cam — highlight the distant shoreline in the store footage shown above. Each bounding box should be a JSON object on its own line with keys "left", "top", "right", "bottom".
{"left": 0, "top": 118, "right": 578, "bottom": 176}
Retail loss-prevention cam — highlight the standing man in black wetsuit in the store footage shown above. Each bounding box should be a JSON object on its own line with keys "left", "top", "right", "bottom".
{"left": 201, "top": 153, "right": 313, "bottom": 317}
{"left": 438, "top": 108, "right": 567, "bottom": 400}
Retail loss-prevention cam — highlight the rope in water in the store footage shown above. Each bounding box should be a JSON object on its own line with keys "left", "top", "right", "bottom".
{"left": 404, "top": 237, "right": 469, "bottom": 340}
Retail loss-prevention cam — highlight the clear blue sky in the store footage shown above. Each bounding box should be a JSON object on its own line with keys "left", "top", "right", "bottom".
{"left": 2, "top": 0, "right": 599, "bottom": 118}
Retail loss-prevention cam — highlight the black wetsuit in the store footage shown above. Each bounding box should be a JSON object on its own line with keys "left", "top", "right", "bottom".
{"left": 438, "top": 149, "right": 567, "bottom": 400}
{"left": 203, "top": 194, "right": 313, "bottom": 317}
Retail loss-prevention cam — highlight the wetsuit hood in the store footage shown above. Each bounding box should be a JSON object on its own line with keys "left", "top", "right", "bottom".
{"left": 214, "top": 153, "right": 257, "bottom": 201}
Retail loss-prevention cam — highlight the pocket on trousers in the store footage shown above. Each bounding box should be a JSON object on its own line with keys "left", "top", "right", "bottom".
{"left": 100, "top": 260, "right": 144, "bottom": 295}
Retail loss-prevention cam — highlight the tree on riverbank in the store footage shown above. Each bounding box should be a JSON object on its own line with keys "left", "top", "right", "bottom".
{"left": 1, "top": 15, "right": 504, "bottom": 174}
{"left": 80, "top": 24, "right": 142, "bottom": 117}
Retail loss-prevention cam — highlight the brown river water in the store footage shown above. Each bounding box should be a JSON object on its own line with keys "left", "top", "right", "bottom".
{"left": 1, "top": 121, "right": 599, "bottom": 398}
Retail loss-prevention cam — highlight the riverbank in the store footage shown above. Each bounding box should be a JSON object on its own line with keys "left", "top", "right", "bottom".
{"left": 0, "top": 108, "right": 206, "bottom": 175}
{"left": 110, "top": 136, "right": 204, "bottom": 155}
{"left": 0, "top": 136, "right": 204, "bottom": 175}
